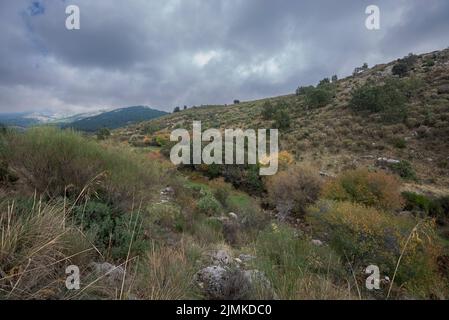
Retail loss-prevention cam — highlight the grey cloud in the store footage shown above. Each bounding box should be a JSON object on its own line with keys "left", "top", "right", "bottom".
{"left": 0, "top": 0, "right": 448, "bottom": 114}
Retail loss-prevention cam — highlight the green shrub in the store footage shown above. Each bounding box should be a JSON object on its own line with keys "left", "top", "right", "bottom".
{"left": 261, "top": 101, "right": 276, "bottom": 120}
{"left": 96, "top": 128, "right": 111, "bottom": 140}
{"left": 296, "top": 86, "right": 314, "bottom": 96}
{"left": 318, "top": 78, "right": 331, "bottom": 86}
{"left": 209, "top": 178, "right": 233, "bottom": 207}
{"left": 423, "top": 59, "right": 435, "bottom": 67}
{"left": 390, "top": 160, "right": 417, "bottom": 180}
{"left": 392, "top": 62, "right": 409, "bottom": 77}
{"left": 308, "top": 200, "right": 446, "bottom": 298}
{"left": 73, "top": 201, "right": 147, "bottom": 259}
{"left": 143, "top": 123, "right": 163, "bottom": 135}
{"left": 273, "top": 109, "right": 291, "bottom": 129}
{"left": 350, "top": 79, "right": 408, "bottom": 123}
{"left": 147, "top": 202, "right": 183, "bottom": 230}
{"left": 305, "top": 87, "right": 333, "bottom": 109}
{"left": 197, "top": 194, "right": 222, "bottom": 216}
{"left": 402, "top": 192, "right": 449, "bottom": 221}
{"left": 389, "top": 137, "right": 407, "bottom": 149}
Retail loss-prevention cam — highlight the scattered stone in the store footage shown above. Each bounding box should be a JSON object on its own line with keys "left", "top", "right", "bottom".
{"left": 319, "top": 171, "right": 336, "bottom": 178}
{"left": 311, "top": 239, "right": 324, "bottom": 246}
{"left": 160, "top": 186, "right": 175, "bottom": 203}
{"left": 194, "top": 266, "right": 228, "bottom": 299}
{"left": 376, "top": 157, "right": 400, "bottom": 168}
{"left": 210, "top": 250, "right": 232, "bottom": 266}
{"left": 194, "top": 266, "right": 277, "bottom": 300}
{"left": 238, "top": 254, "right": 256, "bottom": 263}
{"left": 216, "top": 216, "right": 230, "bottom": 223}
{"left": 228, "top": 212, "right": 238, "bottom": 220}
{"left": 437, "top": 84, "right": 449, "bottom": 94}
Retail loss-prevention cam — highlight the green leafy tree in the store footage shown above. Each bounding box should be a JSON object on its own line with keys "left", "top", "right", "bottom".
{"left": 261, "top": 101, "right": 276, "bottom": 120}
{"left": 96, "top": 128, "right": 111, "bottom": 140}
{"left": 350, "top": 79, "right": 408, "bottom": 123}
{"left": 273, "top": 109, "right": 291, "bottom": 130}
{"left": 392, "top": 62, "right": 409, "bottom": 77}
{"left": 305, "top": 87, "right": 333, "bottom": 109}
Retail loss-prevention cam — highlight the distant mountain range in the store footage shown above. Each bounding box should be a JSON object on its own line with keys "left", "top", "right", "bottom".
{"left": 0, "top": 106, "right": 168, "bottom": 132}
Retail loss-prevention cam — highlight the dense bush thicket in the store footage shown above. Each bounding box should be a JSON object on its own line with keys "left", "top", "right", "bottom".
{"left": 350, "top": 79, "right": 408, "bottom": 123}
{"left": 296, "top": 78, "right": 335, "bottom": 109}
{"left": 322, "top": 168, "right": 404, "bottom": 211}
{"left": 261, "top": 101, "right": 291, "bottom": 129}
{"left": 402, "top": 191, "right": 449, "bottom": 222}
{"left": 392, "top": 53, "right": 418, "bottom": 77}
{"left": 390, "top": 160, "right": 417, "bottom": 181}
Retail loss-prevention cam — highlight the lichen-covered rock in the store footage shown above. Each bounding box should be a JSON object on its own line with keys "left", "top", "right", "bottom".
{"left": 194, "top": 266, "right": 228, "bottom": 299}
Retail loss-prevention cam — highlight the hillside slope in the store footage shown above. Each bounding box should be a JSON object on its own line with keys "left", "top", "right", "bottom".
{"left": 66, "top": 106, "right": 168, "bottom": 132}
{"left": 119, "top": 48, "right": 449, "bottom": 191}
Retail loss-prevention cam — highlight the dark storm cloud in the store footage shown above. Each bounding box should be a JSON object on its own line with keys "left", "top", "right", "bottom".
{"left": 0, "top": 0, "right": 448, "bottom": 114}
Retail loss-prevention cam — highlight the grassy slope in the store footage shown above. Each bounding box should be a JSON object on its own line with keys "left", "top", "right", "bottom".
{"left": 119, "top": 48, "right": 449, "bottom": 193}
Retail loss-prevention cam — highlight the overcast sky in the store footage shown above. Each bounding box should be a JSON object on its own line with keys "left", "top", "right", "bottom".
{"left": 0, "top": 0, "right": 448, "bottom": 114}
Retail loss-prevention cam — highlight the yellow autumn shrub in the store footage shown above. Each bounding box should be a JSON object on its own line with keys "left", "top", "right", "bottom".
{"left": 322, "top": 168, "right": 404, "bottom": 211}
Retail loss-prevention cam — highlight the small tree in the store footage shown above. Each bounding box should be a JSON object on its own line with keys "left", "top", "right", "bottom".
{"left": 349, "top": 79, "right": 408, "bottom": 123}
{"left": 296, "top": 85, "right": 314, "bottom": 96}
{"left": 331, "top": 75, "right": 338, "bottom": 82}
{"left": 173, "top": 106, "right": 181, "bottom": 113}
{"left": 392, "top": 62, "right": 409, "bottom": 77}
{"left": 273, "top": 109, "right": 291, "bottom": 130}
{"left": 305, "top": 87, "right": 333, "bottom": 109}
{"left": 261, "top": 101, "right": 276, "bottom": 120}
{"left": 97, "top": 128, "right": 111, "bottom": 140}
{"left": 233, "top": 100, "right": 240, "bottom": 104}
{"left": 318, "top": 78, "right": 330, "bottom": 87}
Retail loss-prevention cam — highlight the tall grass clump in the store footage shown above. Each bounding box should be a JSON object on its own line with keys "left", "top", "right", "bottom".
{"left": 253, "top": 224, "right": 351, "bottom": 299}
{"left": 5, "top": 127, "right": 163, "bottom": 204}
{"left": 133, "top": 241, "right": 198, "bottom": 299}
{"left": 0, "top": 198, "right": 95, "bottom": 299}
